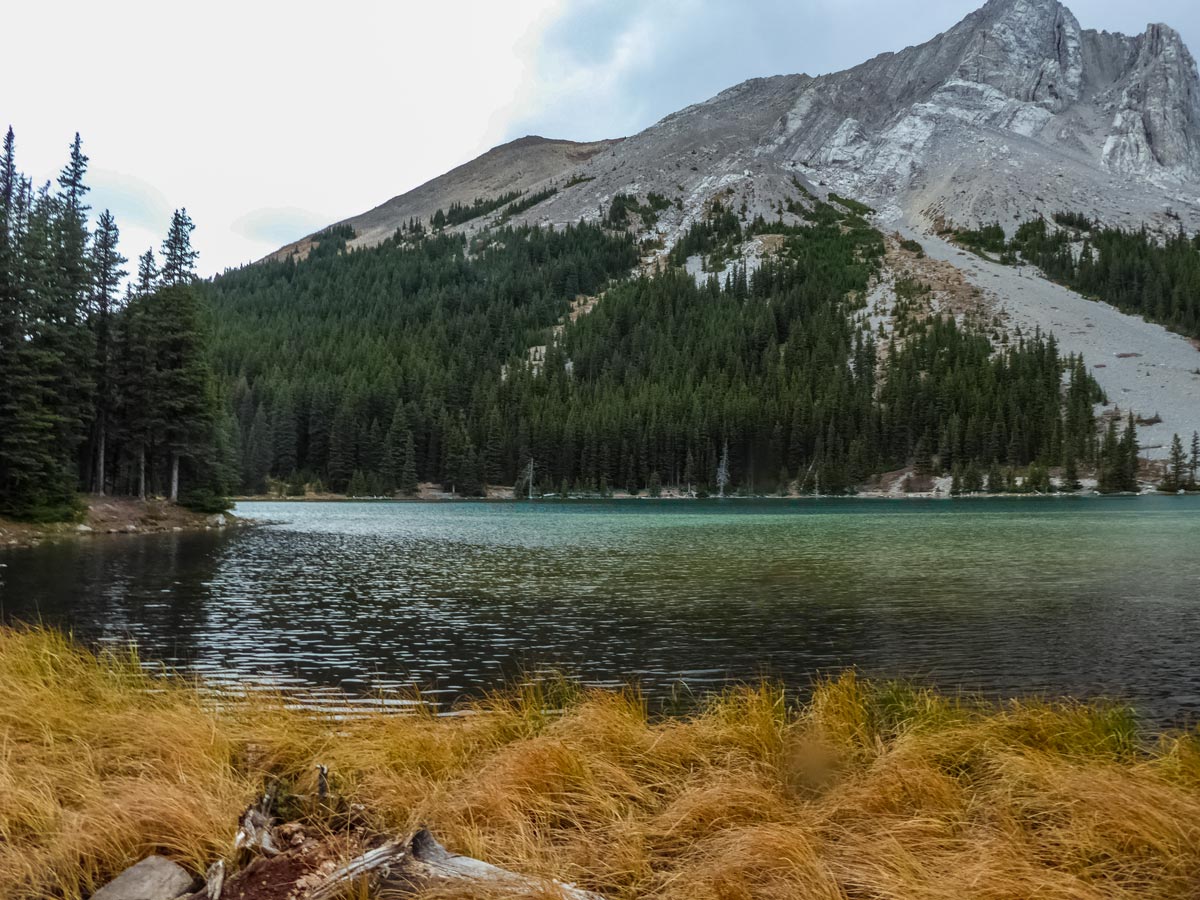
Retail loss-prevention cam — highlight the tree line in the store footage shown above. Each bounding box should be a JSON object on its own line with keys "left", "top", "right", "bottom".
{"left": 0, "top": 129, "right": 229, "bottom": 520}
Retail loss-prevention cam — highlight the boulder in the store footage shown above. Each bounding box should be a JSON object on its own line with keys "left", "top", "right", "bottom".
{"left": 90, "top": 856, "right": 195, "bottom": 900}
{"left": 75, "top": 524, "right": 94, "bottom": 533}
{"left": 205, "top": 514, "right": 227, "bottom": 528}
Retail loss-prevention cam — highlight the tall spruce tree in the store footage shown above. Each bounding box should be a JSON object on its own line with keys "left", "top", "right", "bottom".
{"left": 88, "top": 210, "right": 127, "bottom": 494}
{"left": 160, "top": 208, "right": 198, "bottom": 286}
{"left": 136, "top": 247, "right": 158, "bottom": 294}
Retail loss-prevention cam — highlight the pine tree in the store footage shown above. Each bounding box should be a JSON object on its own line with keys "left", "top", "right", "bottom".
{"left": 1061, "top": 448, "right": 1080, "bottom": 492}
{"left": 243, "top": 404, "right": 273, "bottom": 494}
{"left": 400, "top": 430, "right": 419, "bottom": 495}
{"left": 1190, "top": 431, "right": 1199, "bottom": 488}
{"left": 89, "top": 210, "right": 127, "bottom": 494}
{"left": 347, "top": 469, "right": 368, "bottom": 497}
{"left": 1119, "top": 414, "right": 1139, "bottom": 493}
{"left": 647, "top": 470, "right": 662, "bottom": 497}
{"left": 160, "top": 208, "right": 198, "bottom": 286}
{"left": 682, "top": 449, "right": 696, "bottom": 495}
{"left": 328, "top": 399, "right": 358, "bottom": 491}
{"left": 128, "top": 284, "right": 217, "bottom": 501}
{"left": 1098, "top": 417, "right": 1121, "bottom": 493}
{"left": 271, "top": 392, "right": 297, "bottom": 476}
{"left": 1164, "top": 433, "right": 1188, "bottom": 492}
{"left": 56, "top": 133, "right": 89, "bottom": 213}
{"left": 986, "top": 460, "right": 1005, "bottom": 494}
{"left": 136, "top": 247, "right": 158, "bottom": 294}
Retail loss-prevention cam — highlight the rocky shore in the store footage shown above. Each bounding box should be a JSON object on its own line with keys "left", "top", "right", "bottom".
{"left": 0, "top": 497, "right": 248, "bottom": 550}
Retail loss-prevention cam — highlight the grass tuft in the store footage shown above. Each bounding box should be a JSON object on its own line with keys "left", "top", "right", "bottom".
{"left": 2, "top": 626, "right": 1200, "bottom": 899}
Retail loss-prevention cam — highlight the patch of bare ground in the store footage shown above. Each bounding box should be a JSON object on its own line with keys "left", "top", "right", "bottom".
{"left": 884, "top": 234, "right": 991, "bottom": 323}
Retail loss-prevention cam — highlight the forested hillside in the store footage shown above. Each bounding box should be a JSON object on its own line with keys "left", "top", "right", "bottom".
{"left": 208, "top": 196, "right": 1117, "bottom": 496}
{"left": 0, "top": 129, "right": 229, "bottom": 520}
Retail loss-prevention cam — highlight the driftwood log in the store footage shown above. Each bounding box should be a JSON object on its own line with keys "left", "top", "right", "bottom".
{"left": 308, "top": 828, "right": 605, "bottom": 900}
{"left": 195, "top": 769, "right": 604, "bottom": 899}
{"left": 203, "top": 861, "right": 225, "bottom": 900}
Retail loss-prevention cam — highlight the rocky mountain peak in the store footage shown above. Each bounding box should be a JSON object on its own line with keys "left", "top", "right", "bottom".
{"left": 957, "top": 0, "right": 1082, "bottom": 109}
{"left": 279, "top": 0, "right": 1200, "bottom": 260}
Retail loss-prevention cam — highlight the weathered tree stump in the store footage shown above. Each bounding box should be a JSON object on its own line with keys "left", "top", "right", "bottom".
{"left": 308, "top": 829, "right": 605, "bottom": 900}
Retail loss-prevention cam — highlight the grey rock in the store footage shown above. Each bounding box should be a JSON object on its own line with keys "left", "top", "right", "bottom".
{"left": 90, "top": 856, "right": 194, "bottom": 900}
{"left": 278, "top": 0, "right": 1200, "bottom": 255}
{"left": 75, "top": 524, "right": 93, "bottom": 533}
{"left": 205, "top": 514, "right": 226, "bottom": 528}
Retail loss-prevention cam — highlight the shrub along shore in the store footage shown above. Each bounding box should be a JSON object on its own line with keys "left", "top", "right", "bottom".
{"left": 2, "top": 626, "right": 1199, "bottom": 899}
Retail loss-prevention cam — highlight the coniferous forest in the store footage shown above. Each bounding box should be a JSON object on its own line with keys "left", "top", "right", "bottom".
{"left": 0, "top": 129, "right": 230, "bottom": 520}
{"left": 206, "top": 196, "right": 1114, "bottom": 498}
{"left": 3, "top": 130, "right": 1153, "bottom": 515}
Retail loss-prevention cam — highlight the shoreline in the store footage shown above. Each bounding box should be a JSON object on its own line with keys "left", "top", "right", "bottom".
{"left": 0, "top": 497, "right": 252, "bottom": 551}
{"left": 233, "top": 488, "right": 1170, "bottom": 503}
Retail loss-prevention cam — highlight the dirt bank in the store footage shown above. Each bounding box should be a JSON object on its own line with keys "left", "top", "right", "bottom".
{"left": 0, "top": 497, "right": 244, "bottom": 550}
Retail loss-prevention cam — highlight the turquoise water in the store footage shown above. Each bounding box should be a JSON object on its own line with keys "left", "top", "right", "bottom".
{"left": 2, "top": 497, "right": 1199, "bottom": 720}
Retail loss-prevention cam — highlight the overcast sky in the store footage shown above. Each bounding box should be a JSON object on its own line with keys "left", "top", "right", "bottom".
{"left": 4, "top": 0, "right": 1198, "bottom": 275}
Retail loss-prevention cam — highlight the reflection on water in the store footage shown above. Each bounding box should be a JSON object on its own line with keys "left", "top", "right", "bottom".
{"left": 2, "top": 497, "right": 1199, "bottom": 722}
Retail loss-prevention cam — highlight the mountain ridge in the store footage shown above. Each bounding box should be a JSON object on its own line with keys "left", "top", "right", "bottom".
{"left": 271, "top": 0, "right": 1200, "bottom": 262}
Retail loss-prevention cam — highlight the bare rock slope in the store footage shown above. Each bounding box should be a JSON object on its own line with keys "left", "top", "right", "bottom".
{"left": 281, "top": 0, "right": 1200, "bottom": 254}
{"left": 271, "top": 136, "right": 618, "bottom": 259}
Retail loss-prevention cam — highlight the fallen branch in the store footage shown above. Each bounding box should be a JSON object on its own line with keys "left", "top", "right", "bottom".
{"left": 309, "top": 829, "right": 605, "bottom": 900}
{"left": 234, "top": 805, "right": 280, "bottom": 858}
{"left": 204, "top": 860, "right": 224, "bottom": 900}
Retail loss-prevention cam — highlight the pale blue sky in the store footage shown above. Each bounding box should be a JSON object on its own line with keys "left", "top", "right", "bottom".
{"left": 4, "top": 0, "right": 1196, "bottom": 274}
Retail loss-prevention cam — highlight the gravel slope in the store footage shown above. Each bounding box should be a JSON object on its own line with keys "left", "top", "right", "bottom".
{"left": 907, "top": 226, "right": 1200, "bottom": 457}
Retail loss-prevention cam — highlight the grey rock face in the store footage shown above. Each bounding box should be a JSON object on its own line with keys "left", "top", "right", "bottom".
{"left": 89, "top": 856, "right": 195, "bottom": 900}
{"left": 277, "top": 0, "right": 1200, "bottom": 257}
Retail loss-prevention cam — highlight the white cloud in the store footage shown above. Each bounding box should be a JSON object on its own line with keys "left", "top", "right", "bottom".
{"left": 5, "top": 0, "right": 560, "bottom": 273}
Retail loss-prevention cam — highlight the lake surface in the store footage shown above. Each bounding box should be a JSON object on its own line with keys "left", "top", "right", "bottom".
{"left": 2, "top": 498, "right": 1200, "bottom": 721}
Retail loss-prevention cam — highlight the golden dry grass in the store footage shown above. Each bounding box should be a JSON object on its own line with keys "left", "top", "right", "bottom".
{"left": 3, "top": 625, "right": 1200, "bottom": 900}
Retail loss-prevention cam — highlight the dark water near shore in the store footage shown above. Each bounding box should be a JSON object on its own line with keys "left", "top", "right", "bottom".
{"left": 2, "top": 498, "right": 1199, "bottom": 722}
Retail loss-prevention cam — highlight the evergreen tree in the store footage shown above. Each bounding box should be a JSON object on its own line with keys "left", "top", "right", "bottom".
{"left": 126, "top": 284, "right": 217, "bottom": 501}
{"left": 1163, "top": 433, "right": 1188, "bottom": 491}
{"left": 1061, "top": 448, "right": 1080, "bottom": 492}
{"left": 347, "top": 469, "right": 368, "bottom": 497}
{"left": 136, "top": 247, "right": 158, "bottom": 294}
{"left": 271, "top": 391, "right": 297, "bottom": 476}
{"left": 88, "top": 210, "right": 127, "bottom": 494}
{"left": 647, "top": 470, "right": 662, "bottom": 497}
{"left": 399, "top": 431, "right": 419, "bottom": 495}
{"left": 160, "top": 208, "right": 198, "bottom": 286}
